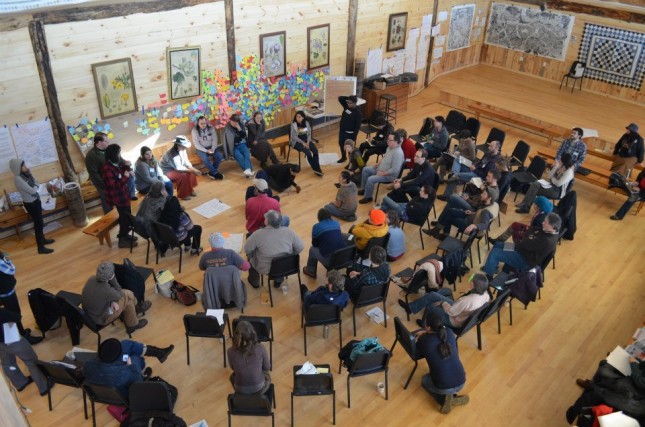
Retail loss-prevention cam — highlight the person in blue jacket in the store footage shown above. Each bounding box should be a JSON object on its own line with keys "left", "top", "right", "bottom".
{"left": 301, "top": 269, "right": 349, "bottom": 309}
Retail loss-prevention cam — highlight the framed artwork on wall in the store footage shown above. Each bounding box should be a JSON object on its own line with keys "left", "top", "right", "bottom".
{"left": 167, "top": 46, "right": 201, "bottom": 101}
{"left": 387, "top": 12, "right": 408, "bottom": 51}
{"left": 260, "top": 31, "right": 286, "bottom": 78}
{"left": 307, "top": 24, "right": 330, "bottom": 70}
{"left": 91, "top": 58, "right": 138, "bottom": 120}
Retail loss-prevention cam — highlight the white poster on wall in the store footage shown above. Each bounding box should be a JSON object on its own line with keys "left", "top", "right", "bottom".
{"left": 10, "top": 119, "right": 58, "bottom": 168}
{"left": 366, "top": 48, "right": 383, "bottom": 78}
{"left": 405, "top": 28, "right": 419, "bottom": 73}
{"left": 0, "top": 127, "right": 18, "bottom": 174}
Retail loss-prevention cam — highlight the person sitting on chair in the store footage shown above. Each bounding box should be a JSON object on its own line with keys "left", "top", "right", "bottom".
{"left": 400, "top": 129, "right": 418, "bottom": 170}
{"left": 300, "top": 269, "right": 349, "bottom": 309}
{"left": 439, "top": 140, "right": 501, "bottom": 200}
{"left": 610, "top": 169, "right": 645, "bottom": 221}
{"left": 482, "top": 212, "right": 561, "bottom": 278}
{"left": 159, "top": 136, "right": 202, "bottom": 201}
{"left": 191, "top": 116, "right": 225, "bottom": 180}
{"left": 422, "top": 116, "right": 450, "bottom": 159}
{"left": 397, "top": 273, "right": 490, "bottom": 329}
{"left": 223, "top": 114, "right": 253, "bottom": 177}
{"left": 323, "top": 170, "right": 358, "bottom": 222}
{"left": 348, "top": 209, "right": 389, "bottom": 251}
{"left": 246, "top": 111, "right": 280, "bottom": 169}
{"left": 515, "top": 153, "right": 575, "bottom": 214}
{"left": 386, "top": 148, "right": 435, "bottom": 203}
{"left": 83, "top": 337, "right": 174, "bottom": 397}
{"left": 81, "top": 262, "right": 149, "bottom": 334}
{"left": 228, "top": 320, "right": 271, "bottom": 394}
{"left": 358, "top": 131, "right": 405, "bottom": 204}
{"left": 490, "top": 196, "right": 553, "bottom": 245}
{"left": 290, "top": 111, "right": 323, "bottom": 176}
{"left": 611, "top": 123, "right": 644, "bottom": 177}
{"left": 415, "top": 313, "right": 469, "bottom": 414}
{"left": 434, "top": 130, "right": 476, "bottom": 182}
{"left": 135, "top": 146, "right": 174, "bottom": 195}
{"left": 382, "top": 183, "right": 434, "bottom": 225}
{"left": 358, "top": 115, "right": 394, "bottom": 164}
{"left": 245, "top": 178, "right": 289, "bottom": 235}
{"left": 158, "top": 193, "right": 203, "bottom": 256}
{"left": 302, "top": 209, "right": 346, "bottom": 279}
{"left": 199, "top": 232, "right": 251, "bottom": 271}
{"left": 343, "top": 139, "right": 365, "bottom": 186}
{"left": 343, "top": 246, "right": 390, "bottom": 300}
{"left": 385, "top": 211, "right": 405, "bottom": 261}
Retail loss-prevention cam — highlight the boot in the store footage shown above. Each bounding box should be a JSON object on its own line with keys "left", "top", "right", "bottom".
{"left": 490, "top": 227, "right": 513, "bottom": 245}
{"left": 440, "top": 393, "right": 453, "bottom": 414}
{"left": 145, "top": 344, "right": 175, "bottom": 363}
{"left": 452, "top": 394, "right": 469, "bottom": 407}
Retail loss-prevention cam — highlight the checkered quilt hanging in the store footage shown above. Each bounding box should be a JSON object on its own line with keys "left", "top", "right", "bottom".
{"left": 578, "top": 23, "right": 645, "bottom": 91}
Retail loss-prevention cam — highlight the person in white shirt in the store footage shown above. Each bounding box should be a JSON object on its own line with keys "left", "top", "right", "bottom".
{"left": 515, "top": 152, "right": 575, "bottom": 213}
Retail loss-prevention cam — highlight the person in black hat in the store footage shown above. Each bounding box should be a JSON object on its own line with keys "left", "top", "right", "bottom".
{"left": 83, "top": 338, "right": 174, "bottom": 397}
{"left": 611, "top": 123, "right": 644, "bottom": 177}
{"left": 337, "top": 95, "right": 362, "bottom": 163}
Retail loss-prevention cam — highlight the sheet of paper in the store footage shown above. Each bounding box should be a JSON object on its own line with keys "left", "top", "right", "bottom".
{"left": 459, "top": 157, "right": 473, "bottom": 168}
{"left": 416, "top": 34, "right": 430, "bottom": 70}
{"left": 433, "top": 47, "right": 443, "bottom": 59}
{"left": 318, "top": 152, "right": 340, "bottom": 166}
{"left": 598, "top": 411, "right": 640, "bottom": 427}
{"left": 222, "top": 233, "right": 244, "bottom": 253}
{"left": 438, "top": 11, "right": 448, "bottom": 22}
{"left": 470, "top": 177, "right": 483, "bottom": 188}
{"left": 192, "top": 198, "right": 231, "bottom": 219}
{"left": 365, "top": 307, "right": 389, "bottom": 325}
{"left": 405, "top": 28, "right": 419, "bottom": 74}
{"left": 432, "top": 24, "right": 441, "bottom": 37}
{"left": 2, "top": 322, "right": 20, "bottom": 344}
{"left": 606, "top": 345, "right": 632, "bottom": 376}
{"left": 435, "top": 35, "right": 446, "bottom": 46}
{"left": 537, "top": 179, "right": 552, "bottom": 189}
{"left": 0, "top": 127, "right": 18, "bottom": 174}
{"left": 316, "top": 367, "right": 330, "bottom": 374}
{"left": 40, "top": 195, "right": 56, "bottom": 211}
{"left": 366, "top": 48, "right": 383, "bottom": 78}
{"left": 422, "top": 14, "right": 432, "bottom": 36}
{"left": 205, "top": 309, "right": 225, "bottom": 326}
{"left": 188, "top": 420, "right": 208, "bottom": 427}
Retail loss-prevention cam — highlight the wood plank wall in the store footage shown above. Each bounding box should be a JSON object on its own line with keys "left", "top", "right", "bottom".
{"left": 480, "top": 0, "right": 645, "bottom": 104}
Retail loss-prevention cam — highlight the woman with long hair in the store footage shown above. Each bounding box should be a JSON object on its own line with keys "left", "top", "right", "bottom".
{"left": 135, "top": 146, "right": 173, "bottom": 196}
{"left": 246, "top": 111, "right": 280, "bottom": 168}
{"left": 227, "top": 320, "right": 271, "bottom": 394}
{"left": 191, "top": 116, "right": 224, "bottom": 180}
{"left": 158, "top": 191, "right": 202, "bottom": 256}
{"left": 415, "top": 313, "right": 469, "bottom": 414}
{"left": 223, "top": 114, "right": 253, "bottom": 177}
{"left": 290, "top": 111, "right": 323, "bottom": 176}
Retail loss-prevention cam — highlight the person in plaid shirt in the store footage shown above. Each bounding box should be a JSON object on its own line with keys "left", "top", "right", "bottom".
{"left": 101, "top": 144, "right": 138, "bottom": 248}
{"left": 556, "top": 128, "right": 587, "bottom": 171}
{"left": 343, "top": 246, "right": 390, "bottom": 300}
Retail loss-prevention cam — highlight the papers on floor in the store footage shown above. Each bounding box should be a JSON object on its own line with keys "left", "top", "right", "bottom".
{"left": 598, "top": 412, "right": 639, "bottom": 427}
{"left": 188, "top": 420, "right": 208, "bottom": 427}
{"left": 365, "top": 307, "right": 389, "bottom": 325}
{"left": 222, "top": 233, "right": 244, "bottom": 253}
{"left": 206, "top": 309, "right": 225, "bottom": 326}
{"left": 318, "top": 152, "right": 340, "bottom": 166}
{"left": 469, "top": 176, "right": 482, "bottom": 188}
{"left": 537, "top": 179, "right": 552, "bottom": 189}
{"left": 192, "top": 198, "right": 231, "bottom": 219}
{"left": 606, "top": 345, "right": 632, "bottom": 376}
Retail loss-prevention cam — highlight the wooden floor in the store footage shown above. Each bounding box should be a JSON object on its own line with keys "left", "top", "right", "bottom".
{"left": 2, "top": 65, "right": 644, "bottom": 427}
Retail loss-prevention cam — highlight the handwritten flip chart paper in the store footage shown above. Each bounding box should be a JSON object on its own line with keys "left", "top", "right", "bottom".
{"left": 0, "top": 127, "right": 18, "bottom": 174}
{"left": 366, "top": 48, "right": 383, "bottom": 78}
{"left": 405, "top": 28, "right": 419, "bottom": 73}
{"left": 324, "top": 76, "right": 357, "bottom": 117}
{"left": 10, "top": 119, "right": 58, "bottom": 167}
{"left": 192, "top": 198, "right": 231, "bottom": 219}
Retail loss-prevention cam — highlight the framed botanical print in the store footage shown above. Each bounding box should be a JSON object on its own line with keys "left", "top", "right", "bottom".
{"left": 387, "top": 12, "right": 408, "bottom": 51}
{"left": 167, "top": 46, "right": 201, "bottom": 100}
{"left": 260, "top": 31, "right": 286, "bottom": 78}
{"left": 307, "top": 24, "right": 330, "bottom": 70}
{"left": 91, "top": 58, "right": 138, "bottom": 120}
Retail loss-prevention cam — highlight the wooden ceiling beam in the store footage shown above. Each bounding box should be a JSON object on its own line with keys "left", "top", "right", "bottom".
{"left": 513, "top": 0, "right": 645, "bottom": 24}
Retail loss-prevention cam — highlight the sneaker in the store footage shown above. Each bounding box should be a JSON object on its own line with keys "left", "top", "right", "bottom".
{"left": 313, "top": 170, "right": 324, "bottom": 177}
{"left": 337, "top": 157, "right": 347, "bottom": 164}
{"left": 515, "top": 207, "right": 530, "bottom": 214}
{"left": 131, "top": 196, "right": 139, "bottom": 201}
{"left": 190, "top": 247, "right": 204, "bottom": 256}
{"left": 191, "top": 192, "right": 197, "bottom": 197}
{"left": 38, "top": 246, "right": 54, "bottom": 254}
{"left": 181, "top": 196, "right": 192, "bottom": 201}
{"left": 143, "top": 367, "right": 153, "bottom": 380}
{"left": 295, "top": 185, "right": 302, "bottom": 194}
{"left": 207, "top": 172, "right": 217, "bottom": 180}
{"left": 126, "top": 319, "right": 148, "bottom": 334}
{"left": 243, "top": 169, "right": 253, "bottom": 177}
{"left": 359, "top": 197, "right": 373, "bottom": 204}
{"left": 576, "top": 379, "right": 592, "bottom": 390}
{"left": 213, "top": 172, "right": 224, "bottom": 180}
{"left": 24, "top": 332, "right": 44, "bottom": 345}
{"left": 136, "top": 300, "right": 152, "bottom": 315}
{"left": 452, "top": 394, "right": 469, "bottom": 407}
{"left": 397, "top": 299, "right": 411, "bottom": 314}
{"left": 302, "top": 266, "right": 317, "bottom": 279}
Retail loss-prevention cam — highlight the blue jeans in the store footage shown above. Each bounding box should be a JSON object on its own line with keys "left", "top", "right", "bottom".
{"left": 323, "top": 203, "right": 355, "bottom": 221}
{"left": 437, "top": 195, "right": 472, "bottom": 232}
{"left": 408, "top": 288, "right": 453, "bottom": 327}
{"left": 482, "top": 242, "right": 530, "bottom": 276}
{"left": 444, "top": 161, "right": 478, "bottom": 196}
{"left": 162, "top": 177, "right": 174, "bottom": 197}
{"left": 196, "top": 149, "right": 223, "bottom": 175}
{"left": 381, "top": 196, "right": 407, "bottom": 220}
{"left": 294, "top": 142, "right": 321, "bottom": 171}
{"left": 422, "top": 374, "right": 465, "bottom": 396}
{"left": 120, "top": 339, "right": 146, "bottom": 372}
{"left": 234, "top": 143, "right": 252, "bottom": 171}
{"left": 128, "top": 175, "right": 136, "bottom": 198}
{"left": 361, "top": 167, "right": 392, "bottom": 198}
{"left": 424, "top": 144, "right": 443, "bottom": 159}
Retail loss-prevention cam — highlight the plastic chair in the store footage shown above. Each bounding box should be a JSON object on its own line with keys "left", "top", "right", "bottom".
{"left": 128, "top": 381, "right": 174, "bottom": 413}
{"left": 291, "top": 364, "right": 335, "bottom": 426}
{"left": 444, "top": 110, "right": 467, "bottom": 135}
{"left": 401, "top": 206, "right": 432, "bottom": 250}
{"left": 126, "top": 213, "right": 151, "bottom": 264}
{"left": 479, "top": 288, "right": 512, "bottom": 336}
{"left": 82, "top": 383, "right": 128, "bottom": 427}
{"left": 436, "top": 229, "right": 478, "bottom": 268}
{"left": 301, "top": 304, "right": 342, "bottom": 356}
{"left": 509, "top": 140, "right": 531, "bottom": 170}
{"left": 343, "top": 350, "right": 391, "bottom": 408}
{"left": 153, "top": 221, "right": 184, "bottom": 273}
{"left": 512, "top": 156, "right": 548, "bottom": 201}
{"left": 389, "top": 317, "right": 424, "bottom": 389}
{"left": 410, "top": 117, "right": 433, "bottom": 143}
{"left": 227, "top": 384, "right": 276, "bottom": 427}
{"left": 449, "top": 303, "right": 490, "bottom": 350}
{"left": 321, "top": 244, "right": 357, "bottom": 271}
{"left": 57, "top": 296, "right": 127, "bottom": 347}
{"left": 36, "top": 361, "right": 87, "bottom": 418}
{"left": 360, "top": 109, "right": 386, "bottom": 139}
{"left": 560, "top": 61, "right": 586, "bottom": 92}
{"left": 232, "top": 316, "right": 274, "bottom": 368}
{"left": 464, "top": 117, "right": 481, "bottom": 141}
{"left": 350, "top": 280, "right": 389, "bottom": 336}
{"left": 183, "top": 313, "right": 230, "bottom": 367}
{"left": 261, "top": 253, "right": 301, "bottom": 308}
{"left": 477, "top": 127, "right": 506, "bottom": 154}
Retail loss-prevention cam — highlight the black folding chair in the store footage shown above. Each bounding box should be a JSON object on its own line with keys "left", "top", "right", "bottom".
{"left": 449, "top": 303, "right": 490, "bottom": 350}
{"left": 343, "top": 350, "right": 391, "bottom": 408}
{"left": 126, "top": 213, "right": 151, "bottom": 264}
{"left": 36, "top": 361, "right": 87, "bottom": 418}
{"left": 261, "top": 253, "right": 301, "bottom": 308}
{"left": 227, "top": 384, "right": 276, "bottom": 427}
{"left": 232, "top": 316, "right": 274, "bottom": 368}
{"left": 445, "top": 110, "right": 467, "bottom": 135}
{"left": 153, "top": 221, "right": 184, "bottom": 273}
{"left": 356, "top": 233, "right": 390, "bottom": 262}
{"left": 301, "top": 304, "right": 342, "bottom": 356}
{"left": 129, "top": 381, "right": 175, "bottom": 413}
{"left": 350, "top": 281, "right": 389, "bottom": 336}
{"left": 464, "top": 117, "right": 481, "bottom": 141}
{"left": 321, "top": 244, "right": 357, "bottom": 271}
{"left": 436, "top": 229, "right": 478, "bottom": 268}
{"left": 479, "top": 288, "right": 512, "bottom": 336}
{"left": 509, "top": 140, "right": 531, "bottom": 170}
{"left": 389, "top": 317, "right": 424, "bottom": 389}
{"left": 82, "top": 383, "right": 128, "bottom": 427}
{"left": 512, "top": 156, "right": 548, "bottom": 201}
{"left": 183, "top": 313, "right": 230, "bottom": 367}
{"left": 291, "top": 364, "right": 335, "bottom": 426}
{"left": 401, "top": 207, "right": 431, "bottom": 250}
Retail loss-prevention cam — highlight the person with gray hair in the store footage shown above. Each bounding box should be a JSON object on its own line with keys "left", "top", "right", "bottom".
{"left": 244, "top": 210, "right": 305, "bottom": 288}
{"left": 398, "top": 273, "right": 490, "bottom": 329}
{"left": 300, "top": 269, "right": 349, "bottom": 309}
{"left": 482, "top": 212, "right": 561, "bottom": 277}
{"left": 357, "top": 131, "right": 405, "bottom": 204}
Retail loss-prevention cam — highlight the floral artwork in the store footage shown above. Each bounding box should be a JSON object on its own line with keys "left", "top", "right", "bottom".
{"left": 260, "top": 31, "right": 286, "bottom": 78}
{"left": 91, "top": 58, "right": 138, "bottom": 120}
{"left": 167, "top": 47, "right": 201, "bottom": 100}
{"left": 308, "top": 24, "right": 330, "bottom": 70}
{"left": 387, "top": 12, "right": 408, "bottom": 51}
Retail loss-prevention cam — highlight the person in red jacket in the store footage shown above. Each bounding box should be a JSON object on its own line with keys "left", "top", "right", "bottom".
{"left": 101, "top": 144, "right": 138, "bottom": 248}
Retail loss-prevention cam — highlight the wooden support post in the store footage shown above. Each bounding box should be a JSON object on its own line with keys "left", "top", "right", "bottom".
{"left": 28, "top": 20, "right": 78, "bottom": 184}
{"left": 423, "top": 0, "right": 439, "bottom": 86}
{"left": 346, "top": 0, "right": 358, "bottom": 78}
{"left": 224, "top": 0, "right": 237, "bottom": 81}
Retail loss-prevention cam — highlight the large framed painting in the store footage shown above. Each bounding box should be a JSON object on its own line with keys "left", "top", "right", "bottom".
{"left": 387, "top": 12, "right": 408, "bottom": 52}
{"left": 167, "top": 46, "right": 201, "bottom": 100}
{"left": 91, "top": 58, "right": 138, "bottom": 120}
{"left": 260, "top": 31, "right": 286, "bottom": 78}
{"left": 307, "top": 24, "right": 330, "bottom": 70}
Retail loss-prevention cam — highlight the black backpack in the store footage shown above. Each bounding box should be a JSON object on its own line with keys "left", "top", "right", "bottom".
{"left": 28, "top": 288, "right": 63, "bottom": 336}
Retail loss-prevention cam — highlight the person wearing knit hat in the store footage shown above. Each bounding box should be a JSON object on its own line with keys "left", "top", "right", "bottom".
{"left": 81, "top": 262, "right": 149, "bottom": 334}
{"left": 84, "top": 337, "right": 174, "bottom": 397}
{"left": 348, "top": 208, "right": 389, "bottom": 251}
{"left": 489, "top": 195, "right": 553, "bottom": 245}
{"left": 610, "top": 122, "right": 644, "bottom": 177}
{"left": 199, "top": 232, "right": 250, "bottom": 271}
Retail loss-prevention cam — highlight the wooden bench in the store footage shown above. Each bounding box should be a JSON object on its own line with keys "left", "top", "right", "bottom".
{"left": 533, "top": 149, "right": 611, "bottom": 188}
{"left": 469, "top": 104, "right": 566, "bottom": 146}
{"left": 82, "top": 197, "right": 142, "bottom": 248}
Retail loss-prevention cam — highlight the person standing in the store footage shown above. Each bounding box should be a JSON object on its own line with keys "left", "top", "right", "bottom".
{"left": 191, "top": 116, "right": 224, "bottom": 180}
{"left": 160, "top": 136, "right": 201, "bottom": 201}
{"left": 290, "top": 111, "right": 323, "bottom": 176}
{"left": 556, "top": 127, "right": 587, "bottom": 171}
{"left": 337, "top": 95, "right": 362, "bottom": 163}
{"left": 9, "top": 159, "right": 54, "bottom": 254}
{"left": 101, "top": 144, "right": 138, "bottom": 249}
{"left": 611, "top": 123, "right": 644, "bottom": 177}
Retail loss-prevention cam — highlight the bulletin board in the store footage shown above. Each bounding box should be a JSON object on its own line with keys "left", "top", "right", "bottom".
{"left": 323, "top": 76, "right": 357, "bottom": 116}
